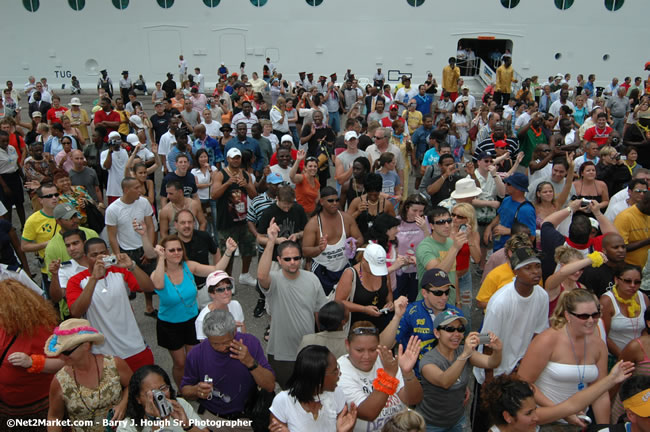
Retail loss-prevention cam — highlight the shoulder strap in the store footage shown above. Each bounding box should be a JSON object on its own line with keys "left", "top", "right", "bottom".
{"left": 514, "top": 200, "right": 534, "bottom": 221}
{"left": 0, "top": 334, "right": 18, "bottom": 368}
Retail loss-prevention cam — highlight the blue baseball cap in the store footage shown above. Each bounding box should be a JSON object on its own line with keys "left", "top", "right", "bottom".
{"left": 505, "top": 172, "right": 529, "bottom": 192}
{"left": 266, "top": 173, "right": 283, "bottom": 184}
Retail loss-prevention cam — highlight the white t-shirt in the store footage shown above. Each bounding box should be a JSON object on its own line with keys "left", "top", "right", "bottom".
{"left": 514, "top": 112, "right": 531, "bottom": 131}
{"left": 604, "top": 198, "right": 631, "bottom": 222}
{"left": 202, "top": 120, "right": 223, "bottom": 139}
{"left": 191, "top": 166, "right": 216, "bottom": 200}
{"left": 270, "top": 387, "right": 347, "bottom": 432}
{"left": 338, "top": 355, "right": 406, "bottom": 432}
{"left": 271, "top": 165, "right": 293, "bottom": 186}
{"left": 100, "top": 148, "right": 129, "bottom": 197}
{"left": 105, "top": 197, "right": 154, "bottom": 251}
{"left": 158, "top": 131, "right": 177, "bottom": 169}
{"left": 195, "top": 301, "right": 245, "bottom": 339}
{"left": 135, "top": 147, "right": 155, "bottom": 162}
{"left": 473, "top": 280, "right": 549, "bottom": 384}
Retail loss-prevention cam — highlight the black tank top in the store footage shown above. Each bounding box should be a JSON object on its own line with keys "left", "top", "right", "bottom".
{"left": 344, "top": 178, "right": 364, "bottom": 210}
{"left": 356, "top": 197, "right": 386, "bottom": 240}
{"left": 350, "top": 267, "right": 389, "bottom": 331}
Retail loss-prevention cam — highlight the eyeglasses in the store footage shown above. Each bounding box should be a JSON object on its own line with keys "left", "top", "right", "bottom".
{"left": 214, "top": 284, "right": 233, "bottom": 293}
{"left": 481, "top": 159, "right": 494, "bottom": 163}
{"left": 157, "top": 384, "right": 170, "bottom": 392}
{"left": 166, "top": 248, "right": 183, "bottom": 253}
{"left": 350, "top": 327, "right": 379, "bottom": 336}
{"left": 433, "top": 218, "right": 453, "bottom": 225}
{"left": 281, "top": 256, "right": 302, "bottom": 262}
{"left": 619, "top": 278, "right": 642, "bottom": 286}
{"left": 61, "top": 344, "right": 81, "bottom": 356}
{"left": 569, "top": 310, "right": 601, "bottom": 320}
{"left": 451, "top": 213, "right": 466, "bottom": 219}
{"left": 427, "top": 288, "right": 450, "bottom": 297}
{"left": 438, "top": 325, "right": 465, "bottom": 333}
{"left": 40, "top": 193, "right": 60, "bottom": 199}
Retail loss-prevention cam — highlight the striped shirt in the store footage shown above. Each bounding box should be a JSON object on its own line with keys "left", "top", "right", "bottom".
{"left": 247, "top": 192, "right": 275, "bottom": 254}
{"left": 473, "top": 136, "right": 519, "bottom": 163}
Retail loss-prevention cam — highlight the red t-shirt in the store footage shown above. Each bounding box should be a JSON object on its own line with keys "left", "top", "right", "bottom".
{"left": 269, "top": 148, "right": 305, "bottom": 170}
{"left": 381, "top": 115, "right": 405, "bottom": 128}
{"left": 46, "top": 107, "right": 68, "bottom": 124}
{"left": 93, "top": 109, "right": 121, "bottom": 139}
{"left": 66, "top": 266, "right": 139, "bottom": 307}
{"left": 583, "top": 125, "right": 613, "bottom": 146}
{"left": 8, "top": 133, "right": 26, "bottom": 163}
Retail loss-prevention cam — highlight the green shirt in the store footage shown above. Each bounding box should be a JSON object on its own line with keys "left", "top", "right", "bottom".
{"left": 415, "top": 236, "right": 457, "bottom": 304}
{"left": 44, "top": 226, "right": 98, "bottom": 277}
{"left": 520, "top": 128, "right": 547, "bottom": 168}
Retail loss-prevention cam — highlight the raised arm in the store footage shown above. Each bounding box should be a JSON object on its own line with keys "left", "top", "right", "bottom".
{"left": 257, "top": 218, "right": 279, "bottom": 290}
{"left": 290, "top": 149, "right": 306, "bottom": 184}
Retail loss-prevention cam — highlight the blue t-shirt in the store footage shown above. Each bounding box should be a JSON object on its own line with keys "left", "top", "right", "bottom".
{"left": 415, "top": 94, "right": 433, "bottom": 115}
{"left": 412, "top": 126, "right": 434, "bottom": 159}
{"left": 158, "top": 262, "right": 199, "bottom": 323}
{"left": 493, "top": 197, "right": 537, "bottom": 251}
{"left": 378, "top": 170, "right": 401, "bottom": 195}
{"left": 422, "top": 147, "right": 440, "bottom": 167}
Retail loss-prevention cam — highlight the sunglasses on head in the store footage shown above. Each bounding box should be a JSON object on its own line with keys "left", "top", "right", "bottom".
{"left": 61, "top": 344, "right": 81, "bottom": 356}
{"left": 281, "top": 256, "right": 302, "bottom": 262}
{"left": 569, "top": 310, "right": 601, "bottom": 320}
{"left": 40, "top": 193, "right": 60, "bottom": 199}
{"left": 305, "top": 156, "right": 318, "bottom": 163}
{"left": 427, "top": 288, "right": 450, "bottom": 297}
{"left": 350, "top": 326, "right": 379, "bottom": 336}
{"left": 433, "top": 218, "right": 453, "bottom": 225}
{"left": 213, "top": 284, "right": 233, "bottom": 293}
{"left": 438, "top": 325, "right": 465, "bottom": 333}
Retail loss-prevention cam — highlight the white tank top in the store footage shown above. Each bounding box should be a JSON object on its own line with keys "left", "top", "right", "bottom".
{"left": 312, "top": 211, "right": 349, "bottom": 272}
{"left": 535, "top": 361, "right": 599, "bottom": 404}
{"left": 603, "top": 290, "right": 647, "bottom": 351}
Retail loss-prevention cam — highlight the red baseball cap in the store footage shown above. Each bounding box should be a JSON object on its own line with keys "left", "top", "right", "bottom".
{"left": 645, "top": 61, "right": 650, "bottom": 71}
{"left": 389, "top": 104, "right": 399, "bottom": 111}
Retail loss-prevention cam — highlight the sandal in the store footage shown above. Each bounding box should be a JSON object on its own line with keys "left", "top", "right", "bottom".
{"left": 264, "top": 325, "right": 270, "bottom": 342}
{"left": 144, "top": 309, "right": 158, "bottom": 318}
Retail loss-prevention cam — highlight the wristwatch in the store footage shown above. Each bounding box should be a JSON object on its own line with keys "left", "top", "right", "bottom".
{"left": 247, "top": 360, "right": 259, "bottom": 371}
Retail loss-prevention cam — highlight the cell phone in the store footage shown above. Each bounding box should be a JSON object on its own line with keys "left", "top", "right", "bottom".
{"left": 478, "top": 334, "right": 491, "bottom": 345}
{"left": 378, "top": 307, "right": 391, "bottom": 314}
{"left": 459, "top": 224, "right": 468, "bottom": 233}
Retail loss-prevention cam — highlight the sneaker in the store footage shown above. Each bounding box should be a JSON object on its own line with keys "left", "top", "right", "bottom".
{"left": 253, "top": 299, "right": 266, "bottom": 318}
{"left": 239, "top": 273, "right": 256, "bottom": 286}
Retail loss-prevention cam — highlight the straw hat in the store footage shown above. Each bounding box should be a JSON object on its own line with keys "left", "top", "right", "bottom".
{"left": 44, "top": 318, "right": 105, "bottom": 357}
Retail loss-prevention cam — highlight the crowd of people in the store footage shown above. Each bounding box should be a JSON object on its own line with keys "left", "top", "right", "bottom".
{"left": 2, "top": 55, "right": 650, "bottom": 432}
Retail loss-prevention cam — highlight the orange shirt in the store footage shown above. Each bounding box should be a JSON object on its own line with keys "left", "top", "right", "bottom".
{"left": 295, "top": 176, "right": 320, "bottom": 215}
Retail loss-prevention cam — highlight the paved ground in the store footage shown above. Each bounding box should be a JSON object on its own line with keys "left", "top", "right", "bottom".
{"left": 12, "top": 87, "right": 485, "bottom": 385}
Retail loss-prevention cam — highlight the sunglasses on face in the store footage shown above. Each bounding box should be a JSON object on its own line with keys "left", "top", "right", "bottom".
{"left": 427, "top": 288, "right": 450, "bottom": 297}
{"left": 633, "top": 189, "right": 647, "bottom": 193}
{"left": 451, "top": 213, "right": 466, "bottom": 219}
{"left": 569, "top": 310, "right": 601, "bottom": 320}
{"left": 438, "top": 325, "right": 465, "bottom": 333}
{"left": 61, "top": 344, "right": 81, "bottom": 356}
{"left": 324, "top": 198, "right": 337, "bottom": 203}
{"left": 40, "top": 193, "right": 60, "bottom": 199}
{"left": 214, "top": 284, "right": 233, "bottom": 293}
{"left": 281, "top": 256, "right": 302, "bottom": 262}
{"left": 433, "top": 218, "right": 453, "bottom": 225}
{"left": 619, "top": 277, "right": 642, "bottom": 286}
{"left": 166, "top": 248, "right": 183, "bottom": 253}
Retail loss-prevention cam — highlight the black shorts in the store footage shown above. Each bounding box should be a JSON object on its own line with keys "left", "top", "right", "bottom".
{"left": 156, "top": 315, "right": 198, "bottom": 351}
{"left": 0, "top": 171, "right": 24, "bottom": 207}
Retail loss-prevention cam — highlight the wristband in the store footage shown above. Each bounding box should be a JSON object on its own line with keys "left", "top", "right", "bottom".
{"left": 27, "top": 354, "right": 45, "bottom": 373}
{"left": 182, "top": 425, "right": 193, "bottom": 431}
{"left": 127, "top": 262, "right": 136, "bottom": 272}
{"left": 588, "top": 251, "right": 604, "bottom": 268}
{"left": 373, "top": 368, "right": 399, "bottom": 396}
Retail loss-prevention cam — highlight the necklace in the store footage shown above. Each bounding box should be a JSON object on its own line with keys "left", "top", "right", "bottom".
{"left": 73, "top": 355, "right": 102, "bottom": 417}
{"left": 565, "top": 327, "right": 587, "bottom": 390}
{"left": 168, "top": 265, "right": 197, "bottom": 309}
{"left": 612, "top": 285, "right": 641, "bottom": 317}
{"left": 530, "top": 125, "right": 542, "bottom": 137}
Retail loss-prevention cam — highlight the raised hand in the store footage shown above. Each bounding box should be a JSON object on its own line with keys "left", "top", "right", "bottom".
{"left": 398, "top": 335, "right": 421, "bottom": 374}
{"left": 225, "top": 237, "right": 238, "bottom": 254}
{"left": 296, "top": 149, "right": 307, "bottom": 161}
{"left": 378, "top": 345, "right": 399, "bottom": 377}
{"left": 336, "top": 403, "right": 358, "bottom": 432}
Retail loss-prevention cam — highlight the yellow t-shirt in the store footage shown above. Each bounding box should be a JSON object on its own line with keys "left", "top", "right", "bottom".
{"left": 476, "top": 262, "right": 514, "bottom": 305}
{"left": 615, "top": 205, "right": 650, "bottom": 268}
{"left": 116, "top": 110, "right": 131, "bottom": 135}
{"left": 22, "top": 210, "right": 60, "bottom": 273}
{"left": 496, "top": 65, "right": 515, "bottom": 93}
{"left": 442, "top": 65, "right": 460, "bottom": 93}
{"left": 404, "top": 110, "right": 423, "bottom": 135}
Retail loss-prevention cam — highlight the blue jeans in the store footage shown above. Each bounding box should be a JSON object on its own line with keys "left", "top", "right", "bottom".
{"left": 426, "top": 414, "right": 466, "bottom": 432}
{"left": 289, "top": 126, "right": 299, "bottom": 148}
{"left": 458, "top": 271, "right": 473, "bottom": 331}
{"left": 328, "top": 111, "right": 341, "bottom": 134}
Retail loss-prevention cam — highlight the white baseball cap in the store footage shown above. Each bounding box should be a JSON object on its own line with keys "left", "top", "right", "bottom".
{"left": 227, "top": 147, "right": 242, "bottom": 158}
{"left": 344, "top": 130, "right": 359, "bottom": 141}
{"left": 362, "top": 243, "right": 388, "bottom": 276}
{"left": 126, "top": 134, "right": 139, "bottom": 145}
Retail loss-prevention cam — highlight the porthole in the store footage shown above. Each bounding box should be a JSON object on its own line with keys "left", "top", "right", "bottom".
{"left": 157, "top": 0, "right": 174, "bottom": 8}
{"left": 22, "top": 0, "right": 39, "bottom": 12}
{"left": 306, "top": 0, "right": 323, "bottom": 5}
{"left": 554, "top": 0, "right": 574, "bottom": 9}
{"left": 68, "top": 0, "right": 85, "bottom": 11}
{"left": 249, "top": 0, "right": 268, "bottom": 6}
{"left": 112, "top": 0, "right": 129, "bottom": 9}
{"left": 203, "top": 0, "right": 220, "bottom": 6}
{"left": 406, "top": 0, "right": 425, "bottom": 6}
{"left": 603, "top": 54, "right": 611, "bottom": 61}
{"left": 554, "top": 53, "right": 562, "bottom": 60}
{"left": 604, "top": 0, "right": 624, "bottom": 11}
{"left": 500, "top": 0, "right": 520, "bottom": 8}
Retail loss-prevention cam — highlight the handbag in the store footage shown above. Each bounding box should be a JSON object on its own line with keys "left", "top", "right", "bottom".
{"left": 84, "top": 202, "right": 105, "bottom": 234}
{"left": 468, "top": 124, "right": 479, "bottom": 141}
{"left": 327, "top": 267, "right": 357, "bottom": 334}
{"left": 244, "top": 386, "right": 275, "bottom": 432}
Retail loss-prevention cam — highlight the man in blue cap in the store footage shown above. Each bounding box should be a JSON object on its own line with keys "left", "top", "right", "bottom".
{"left": 484, "top": 172, "right": 536, "bottom": 251}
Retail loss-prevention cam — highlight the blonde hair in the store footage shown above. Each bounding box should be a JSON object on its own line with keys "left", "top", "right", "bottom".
{"left": 452, "top": 203, "right": 478, "bottom": 232}
{"left": 381, "top": 409, "right": 426, "bottom": 432}
{"left": 600, "top": 145, "right": 616, "bottom": 158}
{"left": 0, "top": 280, "right": 58, "bottom": 336}
{"left": 554, "top": 245, "right": 584, "bottom": 265}
{"left": 259, "top": 119, "right": 272, "bottom": 128}
{"left": 550, "top": 289, "right": 599, "bottom": 329}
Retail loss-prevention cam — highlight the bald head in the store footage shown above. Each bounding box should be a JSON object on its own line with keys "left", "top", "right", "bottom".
{"left": 71, "top": 149, "right": 85, "bottom": 170}
{"left": 602, "top": 233, "right": 626, "bottom": 263}
{"left": 194, "top": 124, "right": 206, "bottom": 138}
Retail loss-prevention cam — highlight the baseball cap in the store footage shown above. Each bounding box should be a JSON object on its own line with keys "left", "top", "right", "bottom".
{"left": 126, "top": 133, "right": 139, "bottom": 145}
{"left": 645, "top": 61, "right": 650, "bottom": 71}
{"left": 129, "top": 115, "right": 145, "bottom": 129}
{"left": 266, "top": 173, "right": 283, "bottom": 184}
{"left": 461, "top": 84, "right": 469, "bottom": 91}
{"left": 205, "top": 270, "right": 235, "bottom": 290}
{"left": 421, "top": 268, "right": 455, "bottom": 290}
{"left": 432, "top": 309, "right": 468, "bottom": 329}
{"left": 477, "top": 151, "right": 494, "bottom": 160}
{"left": 504, "top": 172, "right": 529, "bottom": 192}
{"left": 555, "top": 73, "right": 563, "bottom": 79}
{"left": 389, "top": 104, "right": 399, "bottom": 111}
{"left": 32, "top": 111, "right": 42, "bottom": 118}
{"left": 362, "top": 243, "right": 388, "bottom": 276}
{"left": 624, "top": 388, "right": 650, "bottom": 417}
{"left": 344, "top": 130, "right": 359, "bottom": 141}
{"left": 509, "top": 247, "right": 541, "bottom": 271}
{"left": 108, "top": 131, "right": 121, "bottom": 141}
{"left": 227, "top": 148, "right": 242, "bottom": 158}
{"left": 53, "top": 203, "right": 79, "bottom": 220}
{"left": 280, "top": 134, "right": 293, "bottom": 144}
{"left": 154, "top": 100, "right": 164, "bottom": 106}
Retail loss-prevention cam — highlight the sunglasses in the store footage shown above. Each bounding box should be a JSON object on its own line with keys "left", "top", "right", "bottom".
{"left": 427, "top": 288, "right": 450, "bottom": 297}
{"left": 374, "top": 135, "right": 386, "bottom": 140}
{"left": 633, "top": 189, "right": 647, "bottom": 193}
{"left": 40, "top": 193, "right": 60, "bottom": 199}
{"left": 438, "top": 325, "right": 465, "bottom": 333}
{"left": 541, "top": 149, "right": 551, "bottom": 153}
{"left": 350, "top": 326, "right": 379, "bottom": 336}
{"left": 305, "top": 156, "right": 318, "bottom": 163}
{"left": 214, "top": 284, "right": 233, "bottom": 293}
{"left": 61, "top": 344, "right": 81, "bottom": 356}
{"left": 569, "top": 310, "right": 601, "bottom": 320}
{"left": 281, "top": 256, "right": 302, "bottom": 262}
{"left": 166, "top": 248, "right": 183, "bottom": 253}
{"left": 451, "top": 213, "right": 466, "bottom": 219}
{"left": 324, "top": 198, "right": 338, "bottom": 203}
{"left": 619, "top": 277, "right": 642, "bottom": 286}
{"left": 433, "top": 218, "right": 453, "bottom": 225}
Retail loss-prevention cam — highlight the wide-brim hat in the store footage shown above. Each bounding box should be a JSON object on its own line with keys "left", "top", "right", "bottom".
{"left": 44, "top": 318, "right": 104, "bottom": 357}
{"left": 450, "top": 176, "right": 482, "bottom": 199}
